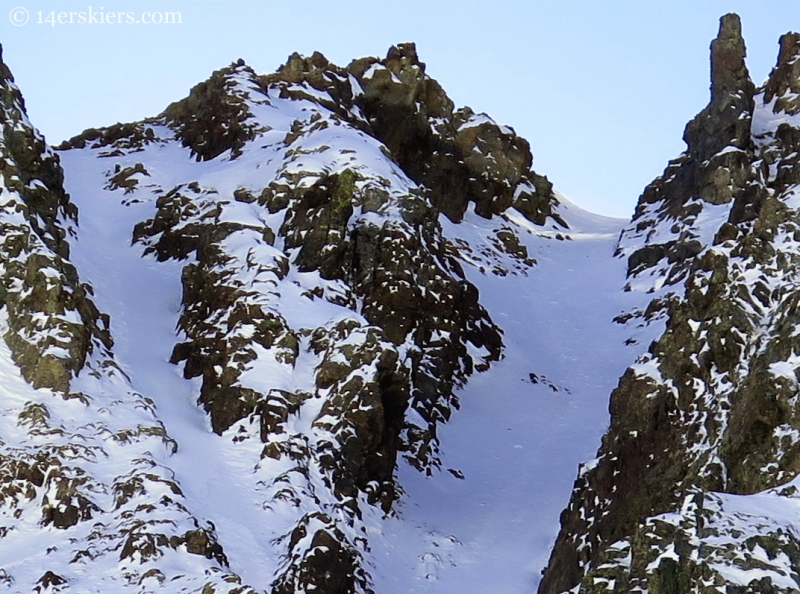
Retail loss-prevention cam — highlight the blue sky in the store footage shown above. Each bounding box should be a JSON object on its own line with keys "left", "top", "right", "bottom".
{"left": 1, "top": 1, "right": 798, "bottom": 217}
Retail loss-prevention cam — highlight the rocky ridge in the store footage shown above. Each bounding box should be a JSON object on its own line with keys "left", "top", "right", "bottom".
{"left": 540, "top": 14, "right": 800, "bottom": 594}
{"left": 3, "top": 42, "right": 567, "bottom": 593}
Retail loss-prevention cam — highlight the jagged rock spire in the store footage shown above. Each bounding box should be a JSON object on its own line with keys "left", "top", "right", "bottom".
{"left": 711, "top": 13, "right": 750, "bottom": 98}
{"left": 684, "top": 13, "right": 755, "bottom": 160}
{"left": 619, "top": 14, "right": 761, "bottom": 282}
{"left": 764, "top": 31, "right": 800, "bottom": 114}
{"left": 540, "top": 15, "right": 800, "bottom": 594}
{"left": 539, "top": 15, "right": 765, "bottom": 594}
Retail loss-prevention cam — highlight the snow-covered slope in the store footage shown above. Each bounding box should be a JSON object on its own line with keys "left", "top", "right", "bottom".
{"left": 61, "top": 133, "right": 644, "bottom": 591}
{"left": 0, "top": 40, "right": 647, "bottom": 593}
{"left": 368, "top": 197, "right": 653, "bottom": 593}
{"left": 0, "top": 46, "right": 254, "bottom": 594}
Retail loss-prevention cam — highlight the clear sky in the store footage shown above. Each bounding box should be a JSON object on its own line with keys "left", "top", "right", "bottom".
{"left": 1, "top": 1, "right": 799, "bottom": 217}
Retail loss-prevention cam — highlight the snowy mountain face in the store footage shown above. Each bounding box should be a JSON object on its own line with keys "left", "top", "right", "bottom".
{"left": 0, "top": 41, "right": 590, "bottom": 593}
{"left": 2, "top": 13, "right": 800, "bottom": 594}
{"left": 540, "top": 14, "right": 800, "bottom": 594}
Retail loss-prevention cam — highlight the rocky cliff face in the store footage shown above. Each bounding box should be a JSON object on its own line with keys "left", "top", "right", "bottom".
{"left": 540, "top": 14, "right": 800, "bottom": 594}
{"left": 0, "top": 41, "right": 567, "bottom": 592}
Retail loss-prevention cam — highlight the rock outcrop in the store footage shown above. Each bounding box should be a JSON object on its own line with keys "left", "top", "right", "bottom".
{"left": 0, "top": 47, "right": 108, "bottom": 393}
{"left": 540, "top": 14, "right": 800, "bottom": 593}
{"left": 255, "top": 43, "right": 563, "bottom": 226}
